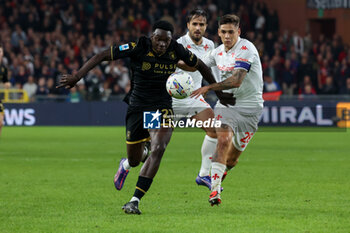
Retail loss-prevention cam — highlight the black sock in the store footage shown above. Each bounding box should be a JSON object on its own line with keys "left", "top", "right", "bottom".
{"left": 133, "top": 176, "right": 153, "bottom": 200}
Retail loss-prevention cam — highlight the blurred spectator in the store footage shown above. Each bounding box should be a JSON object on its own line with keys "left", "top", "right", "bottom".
{"left": 300, "top": 84, "right": 316, "bottom": 98}
{"left": 76, "top": 79, "right": 87, "bottom": 100}
{"left": 291, "top": 32, "right": 304, "bottom": 55}
{"left": 263, "top": 75, "right": 281, "bottom": 92}
{"left": 299, "top": 75, "right": 316, "bottom": 95}
{"left": 23, "top": 75, "right": 37, "bottom": 101}
{"left": 36, "top": 77, "right": 49, "bottom": 96}
{"left": 85, "top": 67, "right": 104, "bottom": 101}
{"left": 67, "top": 86, "right": 81, "bottom": 103}
{"left": 320, "top": 76, "right": 338, "bottom": 95}
{"left": 255, "top": 11, "right": 265, "bottom": 33}
{"left": 281, "top": 59, "right": 297, "bottom": 95}
{"left": 11, "top": 24, "right": 27, "bottom": 48}
{"left": 340, "top": 78, "right": 350, "bottom": 95}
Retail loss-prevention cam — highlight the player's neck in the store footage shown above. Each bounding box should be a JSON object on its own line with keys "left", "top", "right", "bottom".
{"left": 224, "top": 43, "right": 236, "bottom": 52}
{"left": 190, "top": 37, "right": 203, "bottom": 46}
{"left": 224, "top": 46, "right": 233, "bottom": 52}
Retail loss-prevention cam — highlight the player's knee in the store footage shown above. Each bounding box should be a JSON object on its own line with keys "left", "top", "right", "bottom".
{"left": 217, "top": 135, "right": 231, "bottom": 149}
{"left": 152, "top": 143, "right": 167, "bottom": 155}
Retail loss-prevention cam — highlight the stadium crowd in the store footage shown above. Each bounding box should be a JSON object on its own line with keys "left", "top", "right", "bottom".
{"left": 0, "top": 0, "right": 349, "bottom": 102}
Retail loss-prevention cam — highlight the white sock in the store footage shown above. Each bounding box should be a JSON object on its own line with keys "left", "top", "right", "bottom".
{"left": 199, "top": 135, "right": 217, "bottom": 177}
{"left": 123, "top": 159, "right": 131, "bottom": 170}
{"left": 130, "top": 196, "right": 140, "bottom": 203}
{"left": 211, "top": 162, "right": 226, "bottom": 193}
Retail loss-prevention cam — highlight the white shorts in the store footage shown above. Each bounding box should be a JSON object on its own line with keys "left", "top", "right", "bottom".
{"left": 214, "top": 101, "right": 262, "bottom": 152}
{"left": 172, "top": 95, "right": 211, "bottom": 120}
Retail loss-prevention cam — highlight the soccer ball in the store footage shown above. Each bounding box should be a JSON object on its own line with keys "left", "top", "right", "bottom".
{"left": 166, "top": 72, "right": 194, "bottom": 99}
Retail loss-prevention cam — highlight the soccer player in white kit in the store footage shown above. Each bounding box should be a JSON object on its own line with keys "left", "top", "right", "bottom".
{"left": 191, "top": 14, "right": 264, "bottom": 206}
{"left": 174, "top": 9, "right": 225, "bottom": 190}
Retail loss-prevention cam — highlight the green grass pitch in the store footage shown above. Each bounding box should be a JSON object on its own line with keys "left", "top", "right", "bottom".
{"left": 0, "top": 126, "right": 349, "bottom": 233}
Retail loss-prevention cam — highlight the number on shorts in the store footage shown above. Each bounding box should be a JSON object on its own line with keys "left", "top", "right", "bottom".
{"left": 240, "top": 132, "right": 254, "bottom": 144}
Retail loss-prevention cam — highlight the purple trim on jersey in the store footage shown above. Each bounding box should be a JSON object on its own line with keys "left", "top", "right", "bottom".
{"left": 235, "top": 60, "right": 251, "bottom": 72}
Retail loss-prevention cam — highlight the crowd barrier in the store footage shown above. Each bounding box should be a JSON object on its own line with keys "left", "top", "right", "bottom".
{"left": 2, "top": 100, "right": 349, "bottom": 127}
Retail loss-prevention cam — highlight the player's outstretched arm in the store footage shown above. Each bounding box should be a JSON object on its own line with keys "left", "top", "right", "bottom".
{"left": 57, "top": 49, "right": 111, "bottom": 89}
{"left": 177, "top": 60, "right": 197, "bottom": 72}
{"left": 195, "top": 59, "right": 236, "bottom": 106}
{"left": 191, "top": 69, "right": 247, "bottom": 97}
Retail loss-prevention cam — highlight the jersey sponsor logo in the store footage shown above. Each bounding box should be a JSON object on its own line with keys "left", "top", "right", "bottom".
{"left": 143, "top": 110, "right": 161, "bottom": 129}
{"left": 142, "top": 62, "right": 152, "bottom": 71}
{"left": 217, "top": 65, "right": 234, "bottom": 71}
{"left": 240, "top": 45, "right": 248, "bottom": 50}
{"left": 119, "top": 44, "right": 130, "bottom": 51}
{"left": 218, "top": 52, "right": 223, "bottom": 56}
{"left": 235, "top": 58, "right": 248, "bottom": 62}
{"left": 187, "top": 45, "right": 191, "bottom": 49}
{"left": 204, "top": 44, "right": 209, "bottom": 51}
{"left": 154, "top": 63, "right": 177, "bottom": 74}
{"left": 336, "top": 102, "right": 350, "bottom": 128}
{"left": 3, "top": 108, "right": 36, "bottom": 126}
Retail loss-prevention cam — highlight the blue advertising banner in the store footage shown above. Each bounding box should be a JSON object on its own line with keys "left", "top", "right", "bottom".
{"left": 2, "top": 100, "right": 344, "bottom": 127}
{"left": 3, "top": 101, "right": 128, "bottom": 126}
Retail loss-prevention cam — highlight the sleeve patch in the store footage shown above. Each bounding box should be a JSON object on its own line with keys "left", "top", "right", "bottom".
{"left": 119, "top": 44, "right": 130, "bottom": 51}
{"left": 235, "top": 60, "right": 251, "bottom": 71}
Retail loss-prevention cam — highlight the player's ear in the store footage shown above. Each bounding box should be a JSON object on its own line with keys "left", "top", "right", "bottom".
{"left": 187, "top": 22, "right": 190, "bottom": 30}
{"left": 238, "top": 27, "right": 241, "bottom": 36}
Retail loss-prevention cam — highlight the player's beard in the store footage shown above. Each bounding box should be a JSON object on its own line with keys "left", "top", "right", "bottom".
{"left": 191, "top": 32, "right": 202, "bottom": 43}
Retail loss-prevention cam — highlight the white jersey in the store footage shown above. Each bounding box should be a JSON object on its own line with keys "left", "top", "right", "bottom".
{"left": 202, "top": 37, "right": 264, "bottom": 108}
{"left": 176, "top": 32, "right": 220, "bottom": 89}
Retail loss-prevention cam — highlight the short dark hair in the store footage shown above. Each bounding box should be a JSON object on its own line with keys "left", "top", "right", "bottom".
{"left": 187, "top": 9, "right": 208, "bottom": 23}
{"left": 152, "top": 20, "right": 174, "bottom": 34}
{"left": 218, "top": 14, "right": 240, "bottom": 27}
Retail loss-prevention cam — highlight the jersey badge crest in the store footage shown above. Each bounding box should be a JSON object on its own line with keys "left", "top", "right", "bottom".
{"left": 240, "top": 46, "right": 248, "bottom": 50}
{"left": 142, "top": 62, "right": 152, "bottom": 71}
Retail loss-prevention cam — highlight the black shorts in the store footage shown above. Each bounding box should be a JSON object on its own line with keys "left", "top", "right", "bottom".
{"left": 125, "top": 108, "right": 173, "bottom": 144}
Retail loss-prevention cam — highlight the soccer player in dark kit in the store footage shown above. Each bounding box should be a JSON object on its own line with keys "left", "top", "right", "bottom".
{"left": 58, "top": 21, "right": 234, "bottom": 214}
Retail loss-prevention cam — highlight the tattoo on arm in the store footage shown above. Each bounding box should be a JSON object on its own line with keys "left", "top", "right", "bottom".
{"left": 195, "top": 59, "right": 217, "bottom": 84}
{"left": 209, "top": 69, "right": 247, "bottom": 91}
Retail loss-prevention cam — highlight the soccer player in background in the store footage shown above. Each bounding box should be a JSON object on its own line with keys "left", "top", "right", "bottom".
{"left": 0, "top": 45, "right": 11, "bottom": 136}
{"left": 191, "top": 14, "right": 264, "bottom": 205}
{"left": 174, "top": 9, "right": 230, "bottom": 190}
{"left": 58, "top": 21, "right": 235, "bottom": 214}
